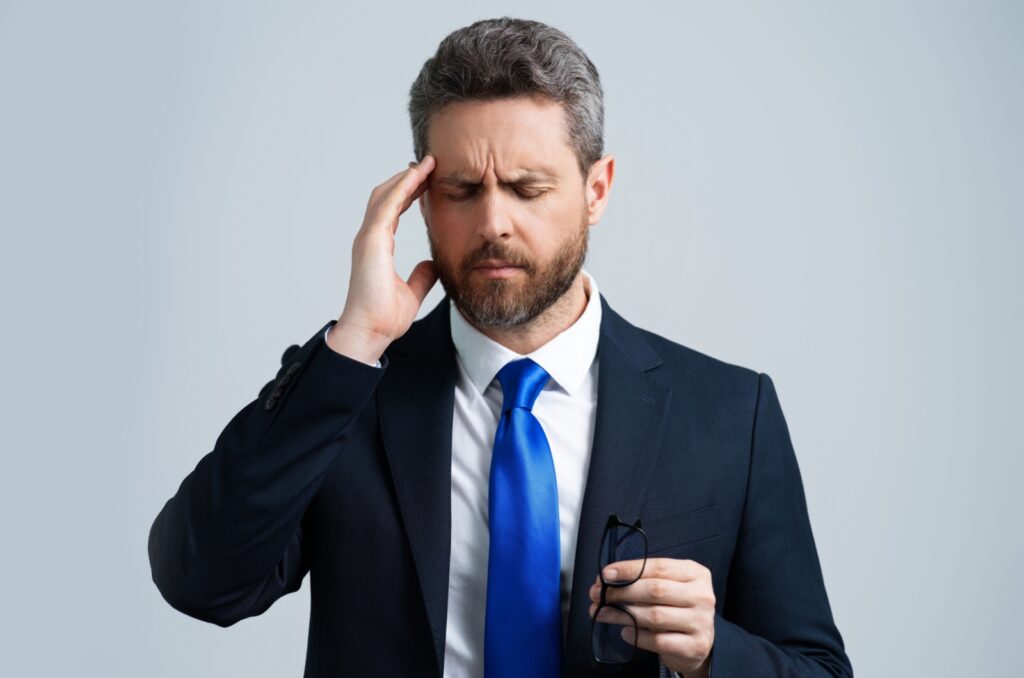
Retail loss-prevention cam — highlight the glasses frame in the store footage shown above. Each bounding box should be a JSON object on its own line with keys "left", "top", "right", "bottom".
{"left": 591, "top": 513, "right": 648, "bottom": 665}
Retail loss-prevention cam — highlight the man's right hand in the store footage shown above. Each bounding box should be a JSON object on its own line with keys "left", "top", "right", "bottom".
{"left": 326, "top": 155, "right": 439, "bottom": 364}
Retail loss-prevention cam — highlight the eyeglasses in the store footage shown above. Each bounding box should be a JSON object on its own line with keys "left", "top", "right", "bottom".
{"left": 591, "top": 513, "right": 648, "bottom": 664}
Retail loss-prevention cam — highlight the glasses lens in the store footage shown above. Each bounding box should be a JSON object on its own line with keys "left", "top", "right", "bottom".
{"left": 593, "top": 520, "right": 646, "bottom": 663}
{"left": 592, "top": 602, "right": 639, "bottom": 663}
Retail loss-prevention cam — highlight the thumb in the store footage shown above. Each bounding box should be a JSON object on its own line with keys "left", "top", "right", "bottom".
{"left": 406, "top": 259, "right": 438, "bottom": 305}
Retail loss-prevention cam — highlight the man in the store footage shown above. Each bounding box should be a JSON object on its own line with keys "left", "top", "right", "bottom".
{"left": 148, "top": 16, "right": 853, "bottom": 678}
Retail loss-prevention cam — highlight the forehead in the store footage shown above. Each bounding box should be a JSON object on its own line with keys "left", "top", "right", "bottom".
{"left": 427, "top": 96, "right": 576, "bottom": 183}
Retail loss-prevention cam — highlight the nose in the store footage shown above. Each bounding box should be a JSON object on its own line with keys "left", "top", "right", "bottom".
{"left": 475, "top": 186, "right": 514, "bottom": 242}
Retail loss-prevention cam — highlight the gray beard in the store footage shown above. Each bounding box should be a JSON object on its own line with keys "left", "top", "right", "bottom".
{"left": 428, "top": 220, "right": 589, "bottom": 330}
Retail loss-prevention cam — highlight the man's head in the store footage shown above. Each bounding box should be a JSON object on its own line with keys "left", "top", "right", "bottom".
{"left": 408, "top": 17, "right": 614, "bottom": 329}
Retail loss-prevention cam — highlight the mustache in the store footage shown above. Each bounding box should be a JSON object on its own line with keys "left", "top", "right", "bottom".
{"left": 461, "top": 246, "right": 532, "bottom": 272}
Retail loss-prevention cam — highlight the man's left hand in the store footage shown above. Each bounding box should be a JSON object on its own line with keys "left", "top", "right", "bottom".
{"left": 588, "top": 557, "right": 715, "bottom": 678}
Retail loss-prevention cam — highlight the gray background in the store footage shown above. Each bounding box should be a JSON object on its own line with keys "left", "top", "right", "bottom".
{"left": 1, "top": 1, "right": 1020, "bottom": 675}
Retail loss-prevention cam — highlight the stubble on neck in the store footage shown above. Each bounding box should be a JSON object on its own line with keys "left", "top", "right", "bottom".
{"left": 468, "top": 271, "right": 590, "bottom": 355}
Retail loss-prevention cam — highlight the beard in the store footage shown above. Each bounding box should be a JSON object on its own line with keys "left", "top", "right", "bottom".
{"left": 427, "top": 208, "right": 590, "bottom": 329}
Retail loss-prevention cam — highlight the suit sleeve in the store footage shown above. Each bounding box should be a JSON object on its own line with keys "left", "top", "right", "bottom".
{"left": 147, "top": 319, "right": 388, "bottom": 627}
{"left": 323, "top": 325, "right": 381, "bottom": 367}
{"left": 708, "top": 372, "right": 853, "bottom": 677}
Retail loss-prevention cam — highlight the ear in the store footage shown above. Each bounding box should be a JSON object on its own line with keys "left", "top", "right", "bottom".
{"left": 585, "top": 154, "right": 615, "bottom": 225}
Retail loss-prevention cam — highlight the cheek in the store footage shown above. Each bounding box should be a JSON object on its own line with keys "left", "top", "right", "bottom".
{"left": 423, "top": 205, "right": 470, "bottom": 259}
{"left": 425, "top": 207, "right": 465, "bottom": 244}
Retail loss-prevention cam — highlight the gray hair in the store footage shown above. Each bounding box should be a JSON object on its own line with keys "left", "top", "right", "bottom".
{"left": 408, "top": 17, "right": 604, "bottom": 180}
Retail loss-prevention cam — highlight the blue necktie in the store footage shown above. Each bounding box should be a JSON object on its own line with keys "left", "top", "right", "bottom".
{"left": 484, "top": 358, "right": 562, "bottom": 678}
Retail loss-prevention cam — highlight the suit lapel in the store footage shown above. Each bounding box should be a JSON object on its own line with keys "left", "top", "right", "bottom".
{"left": 563, "top": 294, "right": 674, "bottom": 676}
{"left": 376, "top": 292, "right": 674, "bottom": 678}
{"left": 376, "top": 296, "right": 457, "bottom": 678}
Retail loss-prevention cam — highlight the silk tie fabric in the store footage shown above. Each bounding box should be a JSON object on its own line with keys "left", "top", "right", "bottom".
{"left": 484, "top": 358, "right": 562, "bottom": 678}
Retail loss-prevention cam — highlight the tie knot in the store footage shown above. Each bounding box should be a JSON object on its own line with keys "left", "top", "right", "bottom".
{"left": 496, "top": 358, "right": 550, "bottom": 413}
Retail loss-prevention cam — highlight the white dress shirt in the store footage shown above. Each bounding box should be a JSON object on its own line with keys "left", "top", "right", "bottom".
{"left": 324, "top": 271, "right": 683, "bottom": 677}
{"left": 443, "top": 269, "right": 601, "bottom": 677}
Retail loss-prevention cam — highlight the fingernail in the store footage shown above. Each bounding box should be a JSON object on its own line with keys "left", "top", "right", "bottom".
{"left": 604, "top": 568, "right": 618, "bottom": 580}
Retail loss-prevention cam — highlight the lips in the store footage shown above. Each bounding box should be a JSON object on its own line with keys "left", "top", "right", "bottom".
{"left": 471, "top": 261, "right": 525, "bottom": 279}
{"left": 474, "top": 259, "right": 520, "bottom": 269}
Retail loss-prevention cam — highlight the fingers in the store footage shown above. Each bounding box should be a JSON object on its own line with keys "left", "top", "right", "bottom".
{"left": 382, "top": 155, "right": 433, "bottom": 190}
{"left": 341, "top": 157, "right": 437, "bottom": 343}
{"left": 622, "top": 626, "right": 704, "bottom": 660}
{"left": 600, "top": 557, "right": 704, "bottom": 585}
{"left": 589, "top": 576, "right": 695, "bottom": 609}
{"left": 405, "top": 259, "right": 438, "bottom": 305}
{"left": 590, "top": 601, "right": 700, "bottom": 635}
{"left": 368, "top": 155, "right": 434, "bottom": 227}
{"left": 397, "top": 168, "right": 432, "bottom": 216}
{"left": 587, "top": 557, "right": 716, "bottom": 672}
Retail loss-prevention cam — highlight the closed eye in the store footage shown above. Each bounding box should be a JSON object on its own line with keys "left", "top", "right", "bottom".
{"left": 516, "top": 189, "right": 546, "bottom": 200}
{"left": 445, "top": 189, "right": 475, "bottom": 202}
{"left": 444, "top": 186, "right": 547, "bottom": 202}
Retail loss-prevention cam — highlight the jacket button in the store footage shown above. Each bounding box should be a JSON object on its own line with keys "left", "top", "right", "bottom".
{"left": 277, "top": 361, "right": 301, "bottom": 387}
{"left": 264, "top": 396, "right": 278, "bottom": 410}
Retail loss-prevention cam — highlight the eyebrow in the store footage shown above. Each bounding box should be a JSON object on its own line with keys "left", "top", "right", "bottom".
{"left": 435, "top": 170, "right": 559, "bottom": 188}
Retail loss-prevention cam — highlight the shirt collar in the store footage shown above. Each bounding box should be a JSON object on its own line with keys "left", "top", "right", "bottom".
{"left": 449, "top": 269, "right": 602, "bottom": 397}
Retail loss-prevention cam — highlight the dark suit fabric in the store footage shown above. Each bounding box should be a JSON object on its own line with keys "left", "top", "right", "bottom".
{"left": 148, "top": 292, "right": 853, "bottom": 677}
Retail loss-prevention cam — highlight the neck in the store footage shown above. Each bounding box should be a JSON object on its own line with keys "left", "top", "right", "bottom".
{"left": 472, "top": 273, "right": 589, "bottom": 355}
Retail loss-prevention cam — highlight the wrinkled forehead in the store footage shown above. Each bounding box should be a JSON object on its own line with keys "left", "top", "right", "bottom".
{"left": 426, "top": 97, "right": 576, "bottom": 183}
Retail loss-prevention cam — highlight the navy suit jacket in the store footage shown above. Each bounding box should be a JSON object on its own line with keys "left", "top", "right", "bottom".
{"left": 148, "top": 292, "right": 853, "bottom": 677}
